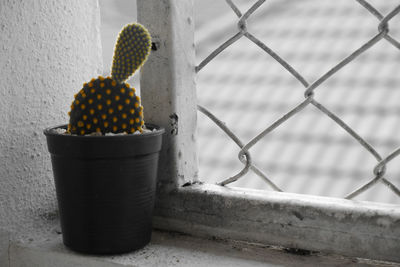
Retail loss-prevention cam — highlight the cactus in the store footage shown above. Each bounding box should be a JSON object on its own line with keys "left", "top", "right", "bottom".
{"left": 111, "top": 23, "right": 152, "bottom": 83}
{"left": 68, "top": 23, "right": 152, "bottom": 135}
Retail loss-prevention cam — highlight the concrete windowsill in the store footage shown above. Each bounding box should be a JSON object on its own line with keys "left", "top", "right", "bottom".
{"left": 3, "top": 220, "right": 399, "bottom": 267}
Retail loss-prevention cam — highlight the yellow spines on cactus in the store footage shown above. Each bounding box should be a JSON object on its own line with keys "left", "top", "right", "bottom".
{"left": 67, "top": 76, "right": 144, "bottom": 135}
{"left": 111, "top": 23, "right": 152, "bottom": 83}
{"left": 67, "top": 23, "right": 151, "bottom": 135}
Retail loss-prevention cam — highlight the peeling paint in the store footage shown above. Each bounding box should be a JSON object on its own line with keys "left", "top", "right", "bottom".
{"left": 170, "top": 113, "right": 179, "bottom": 135}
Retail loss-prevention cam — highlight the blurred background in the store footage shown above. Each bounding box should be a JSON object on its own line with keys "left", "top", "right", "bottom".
{"left": 99, "top": 0, "right": 400, "bottom": 204}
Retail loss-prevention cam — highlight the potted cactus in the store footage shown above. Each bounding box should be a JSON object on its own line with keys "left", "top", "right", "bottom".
{"left": 44, "top": 23, "right": 164, "bottom": 254}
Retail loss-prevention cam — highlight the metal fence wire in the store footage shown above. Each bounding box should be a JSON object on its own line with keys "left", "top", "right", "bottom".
{"left": 196, "top": 0, "right": 400, "bottom": 200}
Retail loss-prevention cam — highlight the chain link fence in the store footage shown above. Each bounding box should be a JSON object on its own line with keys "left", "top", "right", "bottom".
{"left": 196, "top": 0, "right": 400, "bottom": 202}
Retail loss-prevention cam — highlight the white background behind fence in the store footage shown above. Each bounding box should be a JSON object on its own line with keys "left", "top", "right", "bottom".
{"left": 100, "top": 0, "right": 400, "bottom": 204}
{"left": 196, "top": 0, "right": 400, "bottom": 205}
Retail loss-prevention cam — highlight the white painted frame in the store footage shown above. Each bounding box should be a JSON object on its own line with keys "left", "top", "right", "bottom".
{"left": 137, "top": 0, "right": 400, "bottom": 263}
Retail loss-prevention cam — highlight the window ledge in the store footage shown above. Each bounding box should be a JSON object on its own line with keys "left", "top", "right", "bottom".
{"left": 2, "top": 219, "right": 399, "bottom": 267}
{"left": 153, "top": 184, "right": 400, "bottom": 263}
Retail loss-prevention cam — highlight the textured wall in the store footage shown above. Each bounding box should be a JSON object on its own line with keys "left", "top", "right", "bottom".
{"left": 0, "top": 0, "right": 103, "bottom": 233}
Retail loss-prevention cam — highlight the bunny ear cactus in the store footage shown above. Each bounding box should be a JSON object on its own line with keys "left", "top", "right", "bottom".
{"left": 67, "top": 23, "right": 152, "bottom": 135}
{"left": 111, "top": 23, "right": 152, "bottom": 83}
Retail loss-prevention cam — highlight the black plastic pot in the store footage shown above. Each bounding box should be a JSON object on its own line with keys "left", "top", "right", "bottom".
{"left": 44, "top": 124, "right": 164, "bottom": 254}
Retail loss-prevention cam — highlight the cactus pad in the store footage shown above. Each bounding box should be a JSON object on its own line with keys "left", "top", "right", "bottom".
{"left": 68, "top": 76, "right": 144, "bottom": 135}
{"left": 67, "top": 23, "right": 151, "bottom": 135}
{"left": 111, "top": 23, "right": 152, "bottom": 83}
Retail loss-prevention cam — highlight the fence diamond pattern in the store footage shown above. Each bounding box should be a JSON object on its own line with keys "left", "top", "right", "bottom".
{"left": 196, "top": 0, "right": 400, "bottom": 200}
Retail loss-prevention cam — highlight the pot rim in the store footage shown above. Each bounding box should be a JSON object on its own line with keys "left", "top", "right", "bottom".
{"left": 43, "top": 123, "right": 165, "bottom": 140}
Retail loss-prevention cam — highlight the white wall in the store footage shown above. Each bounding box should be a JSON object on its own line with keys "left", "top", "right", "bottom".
{"left": 0, "top": 0, "right": 103, "bottom": 234}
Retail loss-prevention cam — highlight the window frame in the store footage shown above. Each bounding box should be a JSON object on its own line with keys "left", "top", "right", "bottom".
{"left": 137, "top": 0, "right": 400, "bottom": 262}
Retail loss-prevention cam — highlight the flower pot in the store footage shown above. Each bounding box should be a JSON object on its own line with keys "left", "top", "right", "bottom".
{"left": 44, "top": 124, "right": 164, "bottom": 254}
